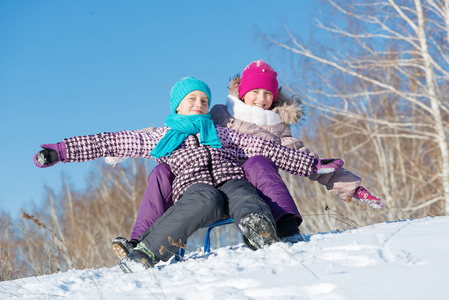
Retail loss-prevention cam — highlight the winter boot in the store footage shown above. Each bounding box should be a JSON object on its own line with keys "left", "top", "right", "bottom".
{"left": 239, "top": 213, "right": 280, "bottom": 250}
{"left": 112, "top": 237, "right": 139, "bottom": 259}
{"left": 276, "top": 214, "right": 305, "bottom": 244}
{"left": 119, "top": 242, "right": 160, "bottom": 273}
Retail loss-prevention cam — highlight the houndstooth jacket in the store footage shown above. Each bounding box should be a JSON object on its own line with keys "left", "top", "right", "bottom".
{"left": 63, "top": 125, "right": 315, "bottom": 202}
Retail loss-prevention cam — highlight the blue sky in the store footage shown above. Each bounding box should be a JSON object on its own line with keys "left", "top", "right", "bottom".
{"left": 0, "top": 0, "right": 317, "bottom": 217}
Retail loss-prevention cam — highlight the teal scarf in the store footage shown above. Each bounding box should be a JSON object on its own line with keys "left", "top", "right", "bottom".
{"left": 150, "top": 113, "right": 222, "bottom": 159}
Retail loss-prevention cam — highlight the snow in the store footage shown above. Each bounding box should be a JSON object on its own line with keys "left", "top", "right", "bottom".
{"left": 1, "top": 216, "right": 448, "bottom": 299}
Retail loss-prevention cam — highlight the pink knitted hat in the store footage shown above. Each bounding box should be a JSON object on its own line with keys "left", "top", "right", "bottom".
{"left": 238, "top": 60, "right": 279, "bottom": 100}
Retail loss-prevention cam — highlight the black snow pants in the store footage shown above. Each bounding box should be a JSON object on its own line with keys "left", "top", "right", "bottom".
{"left": 139, "top": 178, "right": 275, "bottom": 261}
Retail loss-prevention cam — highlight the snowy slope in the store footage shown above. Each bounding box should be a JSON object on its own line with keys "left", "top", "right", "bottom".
{"left": 1, "top": 217, "right": 448, "bottom": 300}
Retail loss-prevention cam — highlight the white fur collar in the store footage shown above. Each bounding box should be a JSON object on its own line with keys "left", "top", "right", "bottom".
{"left": 226, "top": 95, "right": 282, "bottom": 126}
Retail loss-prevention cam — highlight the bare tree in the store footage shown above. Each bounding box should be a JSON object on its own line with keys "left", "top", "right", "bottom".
{"left": 262, "top": 0, "right": 449, "bottom": 216}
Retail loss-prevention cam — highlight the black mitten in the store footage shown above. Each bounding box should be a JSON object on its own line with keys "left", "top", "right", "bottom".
{"left": 34, "top": 149, "right": 59, "bottom": 167}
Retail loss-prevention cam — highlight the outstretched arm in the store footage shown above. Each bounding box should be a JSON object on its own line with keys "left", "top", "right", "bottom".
{"left": 219, "top": 126, "right": 344, "bottom": 177}
{"left": 34, "top": 129, "right": 166, "bottom": 168}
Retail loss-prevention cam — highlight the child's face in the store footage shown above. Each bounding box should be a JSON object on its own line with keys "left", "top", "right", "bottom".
{"left": 176, "top": 90, "right": 209, "bottom": 115}
{"left": 242, "top": 89, "right": 274, "bottom": 110}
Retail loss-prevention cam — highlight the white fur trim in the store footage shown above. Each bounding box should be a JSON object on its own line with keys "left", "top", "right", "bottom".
{"left": 104, "top": 156, "right": 126, "bottom": 167}
{"left": 226, "top": 95, "right": 282, "bottom": 126}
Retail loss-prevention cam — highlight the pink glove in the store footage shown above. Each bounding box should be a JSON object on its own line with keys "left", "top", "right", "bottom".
{"left": 352, "top": 186, "right": 385, "bottom": 209}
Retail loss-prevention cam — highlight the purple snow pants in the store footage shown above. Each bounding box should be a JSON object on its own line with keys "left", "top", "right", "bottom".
{"left": 130, "top": 156, "right": 302, "bottom": 240}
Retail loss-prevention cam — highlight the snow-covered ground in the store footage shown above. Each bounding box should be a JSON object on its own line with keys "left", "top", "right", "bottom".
{"left": 1, "top": 216, "right": 448, "bottom": 300}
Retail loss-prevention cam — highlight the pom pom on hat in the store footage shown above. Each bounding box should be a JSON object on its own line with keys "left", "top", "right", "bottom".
{"left": 170, "top": 77, "right": 211, "bottom": 113}
{"left": 238, "top": 60, "right": 278, "bottom": 100}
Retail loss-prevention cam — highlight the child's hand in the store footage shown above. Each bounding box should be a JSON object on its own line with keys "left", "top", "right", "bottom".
{"left": 313, "top": 158, "right": 344, "bottom": 175}
{"left": 33, "top": 143, "right": 65, "bottom": 168}
{"left": 352, "top": 186, "right": 385, "bottom": 209}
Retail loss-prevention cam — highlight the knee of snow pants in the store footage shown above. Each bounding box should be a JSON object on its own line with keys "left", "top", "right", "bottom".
{"left": 131, "top": 164, "right": 175, "bottom": 240}
{"left": 218, "top": 178, "right": 276, "bottom": 230}
{"left": 242, "top": 156, "right": 302, "bottom": 225}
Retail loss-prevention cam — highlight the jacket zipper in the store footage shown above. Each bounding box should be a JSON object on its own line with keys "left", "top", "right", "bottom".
{"left": 193, "top": 135, "right": 217, "bottom": 186}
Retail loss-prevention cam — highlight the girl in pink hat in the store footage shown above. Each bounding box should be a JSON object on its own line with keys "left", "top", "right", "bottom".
{"left": 109, "top": 61, "right": 384, "bottom": 257}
